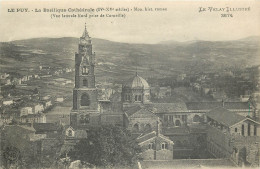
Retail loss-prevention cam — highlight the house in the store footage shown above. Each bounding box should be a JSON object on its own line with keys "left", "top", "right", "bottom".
{"left": 206, "top": 107, "right": 260, "bottom": 166}
{"left": 12, "top": 77, "right": 22, "bottom": 85}
{"left": 41, "top": 100, "right": 52, "bottom": 109}
{"left": 124, "top": 106, "right": 159, "bottom": 134}
{"left": 0, "top": 73, "right": 9, "bottom": 79}
{"left": 20, "top": 107, "right": 33, "bottom": 117}
{"left": 20, "top": 113, "right": 46, "bottom": 123}
{"left": 64, "top": 126, "right": 87, "bottom": 139}
{"left": 2, "top": 99, "right": 13, "bottom": 106}
{"left": 56, "top": 97, "right": 64, "bottom": 102}
{"left": 33, "top": 123, "right": 62, "bottom": 138}
{"left": 32, "top": 103, "right": 44, "bottom": 113}
{"left": 136, "top": 121, "right": 174, "bottom": 160}
{"left": 41, "top": 95, "right": 51, "bottom": 100}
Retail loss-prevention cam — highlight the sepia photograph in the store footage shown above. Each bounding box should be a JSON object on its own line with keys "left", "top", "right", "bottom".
{"left": 0, "top": 1, "right": 260, "bottom": 169}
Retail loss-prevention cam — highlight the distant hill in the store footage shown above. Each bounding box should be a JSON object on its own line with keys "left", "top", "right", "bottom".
{"left": 0, "top": 36, "right": 259, "bottom": 83}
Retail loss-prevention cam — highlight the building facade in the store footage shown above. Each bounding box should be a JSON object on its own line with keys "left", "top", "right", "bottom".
{"left": 206, "top": 107, "right": 260, "bottom": 167}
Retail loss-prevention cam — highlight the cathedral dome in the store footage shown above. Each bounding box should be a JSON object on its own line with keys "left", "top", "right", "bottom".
{"left": 124, "top": 74, "right": 150, "bottom": 89}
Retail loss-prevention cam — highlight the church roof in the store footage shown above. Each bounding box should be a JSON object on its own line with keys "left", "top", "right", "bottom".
{"left": 123, "top": 74, "right": 150, "bottom": 89}
{"left": 206, "top": 107, "right": 247, "bottom": 127}
{"left": 145, "top": 102, "right": 188, "bottom": 113}
{"left": 186, "top": 101, "right": 250, "bottom": 111}
{"left": 124, "top": 105, "right": 157, "bottom": 118}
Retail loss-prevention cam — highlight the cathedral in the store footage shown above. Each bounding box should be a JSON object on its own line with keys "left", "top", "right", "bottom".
{"left": 68, "top": 26, "right": 260, "bottom": 164}
{"left": 70, "top": 25, "right": 154, "bottom": 129}
{"left": 70, "top": 25, "right": 100, "bottom": 128}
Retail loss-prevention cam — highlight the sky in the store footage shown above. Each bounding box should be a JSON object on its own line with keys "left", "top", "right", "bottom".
{"left": 0, "top": 0, "right": 260, "bottom": 44}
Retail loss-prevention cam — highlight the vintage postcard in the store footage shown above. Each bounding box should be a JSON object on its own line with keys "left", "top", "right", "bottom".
{"left": 0, "top": 0, "right": 259, "bottom": 169}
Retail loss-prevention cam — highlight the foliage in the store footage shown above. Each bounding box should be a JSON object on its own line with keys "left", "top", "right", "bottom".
{"left": 68, "top": 125, "right": 142, "bottom": 168}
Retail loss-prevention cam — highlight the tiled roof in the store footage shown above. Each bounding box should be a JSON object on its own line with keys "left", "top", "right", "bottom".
{"left": 145, "top": 103, "right": 188, "bottom": 113}
{"left": 136, "top": 131, "right": 156, "bottom": 143}
{"left": 224, "top": 102, "right": 250, "bottom": 109}
{"left": 140, "top": 159, "right": 236, "bottom": 168}
{"left": 207, "top": 107, "right": 246, "bottom": 127}
{"left": 186, "top": 102, "right": 221, "bottom": 110}
{"left": 186, "top": 101, "right": 250, "bottom": 110}
{"left": 33, "top": 123, "right": 61, "bottom": 132}
{"left": 125, "top": 106, "right": 143, "bottom": 117}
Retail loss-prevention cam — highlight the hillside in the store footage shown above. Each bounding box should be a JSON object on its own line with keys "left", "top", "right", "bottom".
{"left": 0, "top": 36, "right": 259, "bottom": 83}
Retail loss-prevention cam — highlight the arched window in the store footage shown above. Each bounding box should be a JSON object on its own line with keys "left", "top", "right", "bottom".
{"left": 133, "top": 123, "right": 139, "bottom": 132}
{"left": 175, "top": 120, "right": 181, "bottom": 127}
{"left": 144, "top": 124, "right": 152, "bottom": 132}
{"left": 81, "top": 93, "right": 90, "bottom": 106}
{"left": 161, "top": 142, "right": 168, "bottom": 150}
{"left": 148, "top": 143, "right": 154, "bottom": 150}
{"left": 193, "top": 115, "right": 200, "bottom": 122}
{"left": 82, "top": 66, "right": 88, "bottom": 75}
{"left": 68, "top": 130, "right": 72, "bottom": 137}
{"left": 83, "top": 79, "right": 88, "bottom": 87}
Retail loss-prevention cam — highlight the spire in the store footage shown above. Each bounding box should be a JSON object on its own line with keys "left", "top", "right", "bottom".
{"left": 82, "top": 23, "right": 90, "bottom": 38}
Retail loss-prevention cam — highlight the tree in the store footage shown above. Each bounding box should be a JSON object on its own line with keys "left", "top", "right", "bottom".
{"left": 68, "top": 125, "right": 142, "bottom": 168}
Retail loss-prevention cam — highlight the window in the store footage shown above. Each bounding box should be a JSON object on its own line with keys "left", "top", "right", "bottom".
{"left": 169, "top": 116, "right": 173, "bottom": 122}
{"left": 134, "top": 95, "right": 142, "bottom": 102}
{"left": 81, "top": 93, "right": 90, "bottom": 106}
{"left": 182, "top": 115, "right": 187, "bottom": 123}
{"left": 148, "top": 143, "right": 154, "bottom": 150}
{"left": 242, "top": 124, "right": 244, "bottom": 136}
{"left": 254, "top": 125, "right": 257, "bottom": 136}
{"left": 193, "top": 115, "right": 200, "bottom": 122}
{"left": 83, "top": 79, "right": 88, "bottom": 87}
{"left": 175, "top": 120, "right": 181, "bottom": 127}
{"left": 144, "top": 124, "right": 152, "bottom": 132}
{"left": 161, "top": 142, "right": 168, "bottom": 150}
{"left": 82, "top": 66, "right": 88, "bottom": 75}
{"left": 138, "top": 95, "right": 142, "bottom": 101}
{"left": 235, "top": 128, "right": 237, "bottom": 132}
{"left": 68, "top": 130, "right": 72, "bottom": 137}
{"left": 80, "top": 114, "right": 90, "bottom": 124}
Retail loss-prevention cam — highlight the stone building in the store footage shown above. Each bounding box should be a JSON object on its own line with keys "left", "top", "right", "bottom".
{"left": 121, "top": 73, "right": 151, "bottom": 109}
{"left": 70, "top": 25, "right": 123, "bottom": 129}
{"left": 206, "top": 107, "right": 260, "bottom": 167}
{"left": 124, "top": 106, "right": 159, "bottom": 134}
{"left": 136, "top": 121, "right": 174, "bottom": 160}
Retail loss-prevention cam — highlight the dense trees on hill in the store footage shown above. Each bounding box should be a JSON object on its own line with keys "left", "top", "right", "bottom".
{"left": 68, "top": 125, "right": 142, "bottom": 168}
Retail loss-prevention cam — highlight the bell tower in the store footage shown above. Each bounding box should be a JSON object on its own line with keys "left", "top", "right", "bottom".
{"left": 71, "top": 24, "right": 99, "bottom": 128}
